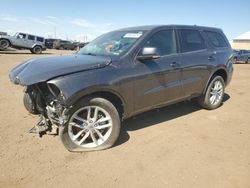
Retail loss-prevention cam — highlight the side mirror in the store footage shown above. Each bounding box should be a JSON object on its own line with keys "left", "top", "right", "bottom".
{"left": 137, "top": 47, "right": 160, "bottom": 61}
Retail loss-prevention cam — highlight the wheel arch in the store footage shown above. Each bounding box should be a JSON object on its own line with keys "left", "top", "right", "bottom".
{"left": 0, "top": 38, "right": 12, "bottom": 45}
{"left": 203, "top": 68, "right": 228, "bottom": 94}
{"left": 31, "top": 44, "right": 42, "bottom": 49}
{"left": 65, "top": 88, "right": 126, "bottom": 120}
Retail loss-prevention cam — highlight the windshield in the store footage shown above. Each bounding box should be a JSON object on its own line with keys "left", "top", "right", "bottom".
{"left": 78, "top": 30, "right": 145, "bottom": 56}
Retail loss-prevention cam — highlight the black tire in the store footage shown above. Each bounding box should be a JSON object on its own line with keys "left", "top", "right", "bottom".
{"left": 246, "top": 58, "right": 250, "bottom": 64}
{"left": 31, "top": 46, "right": 42, "bottom": 54}
{"left": 198, "top": 75, "right": 225, "bottom": 110}
{"left": 0, "top": 39, "right": 10, "bottom": 50}
{"left": 23, "top": 93, "right": 39, "bottom": 115}
{"left": 59, "top": 97, "right": 121, "bottom": 152}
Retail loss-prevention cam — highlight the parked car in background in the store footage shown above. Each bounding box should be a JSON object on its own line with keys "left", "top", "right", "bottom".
{"left": 0, "top": 32, "right": 46, "bottom": 54}
{"left": 54, "top": 40, "right": 78, "bottom": 50}
{"left": 45, "top": 38, "right": 57, "bottom": 49}
{"left": 233, "top": 49, "right": 250, "bottom": 64}
{"left": 9, "top": 25, "right": 233, "bottom": 152}
{"left": 78, "top": 42, "right": 89, "bottom": 49}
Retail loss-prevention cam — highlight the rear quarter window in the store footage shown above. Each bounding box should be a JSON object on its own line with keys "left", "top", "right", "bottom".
{"left": 179, "top": 29, "right": 206, "bottom": 53}
{"left": 28, "top": 35, "right": 35, "bottom": 40}
{"left": 205, "top": 31, "right": 228, "bottom": 48}
{"left": 36, "top": 37, "right": 44, "bottom": 42}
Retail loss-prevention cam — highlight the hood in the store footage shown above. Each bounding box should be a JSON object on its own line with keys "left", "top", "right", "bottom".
{"left": 9, "top": 54, "right": 111, "bottom": 86}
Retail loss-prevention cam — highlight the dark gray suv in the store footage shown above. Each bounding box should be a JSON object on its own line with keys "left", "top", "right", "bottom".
{"left": 9, "top": 25, "right": 233, "bottom": 152}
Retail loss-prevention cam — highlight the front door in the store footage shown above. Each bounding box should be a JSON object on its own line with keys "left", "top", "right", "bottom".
{"left": 13, "top": 33, "right": 28, "bottom": 48}
{"left": 133, "top": 29, "right": 182, "bottom": 113}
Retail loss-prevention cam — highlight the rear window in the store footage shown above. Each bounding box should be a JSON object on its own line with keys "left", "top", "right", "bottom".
{"left": 205, "top": 31, "right": 228, "bottom": 48}
{"left": 179, "top": 29, "right": 206, "bottom": 52}
{"left": 36, "top": 37, "right": 44, "bottom": 42}
{"left": 28, "top": 35, "right": 35, "bottom": 40}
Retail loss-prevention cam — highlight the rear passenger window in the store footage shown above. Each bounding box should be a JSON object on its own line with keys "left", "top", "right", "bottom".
{"left": 28, "top": 35, "right": 35, "bottom": 40}
{"left": 205, "top": 31, "right": 228, "bottom": 48}
{"left": 36, "top": 37, "right": 44, "bottom": 42}
{"left": 143, "top": 30, "right": 177, "bottom": 56}
{"left": 179, "top": 29, "right": 205, "bottom": 52}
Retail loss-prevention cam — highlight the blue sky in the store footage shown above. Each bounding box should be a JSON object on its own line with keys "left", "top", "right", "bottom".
{"left": 0, "top": 0, "right": 249, "bottom": 42}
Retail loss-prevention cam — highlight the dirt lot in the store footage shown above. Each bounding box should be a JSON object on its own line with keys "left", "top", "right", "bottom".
{"left": 0, "top": 49, "right": 249, "bottom": 188}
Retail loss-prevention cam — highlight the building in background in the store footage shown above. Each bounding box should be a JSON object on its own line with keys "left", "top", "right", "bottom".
{"left": 232, "top": 31, "right": 250, "bottom": 50}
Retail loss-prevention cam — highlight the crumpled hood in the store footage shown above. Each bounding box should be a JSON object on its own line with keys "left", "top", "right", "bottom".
{"left": 9, "top": 54, "right": 111, "bottom": 86}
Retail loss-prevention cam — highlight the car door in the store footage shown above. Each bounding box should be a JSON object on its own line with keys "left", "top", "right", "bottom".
{"left": 178, "top": 29, "right": 211, "bottom": 98}
{"left": 242, "top": 50, "right": 249, "bottom": 62}
{"left": 133, "top": 29, "right": 182, "bottom": 113}
{"left": 14, "top": 33, "right": 28, "bottom": 48}
{"left": 27, "top": 35, "right": 35, "bottom": 48}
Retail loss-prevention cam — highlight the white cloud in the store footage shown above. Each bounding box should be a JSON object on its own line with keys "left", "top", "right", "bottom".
{"left": 30, "top": 18, "right": 48, "bottom": 25}
{"left": 45, "top": 16, "right": 57, "bottom": 19}
{"left": 70, "top": 19, "right": 96, "bottom": 28}
{"left": 0, "top": 14, "right": 19, "bottom": 22}
{"left": 29, "top": 18, "right": 56, "bottom": 25}
{"left": 74, "top": 33, "right": 97, "bottom": 42}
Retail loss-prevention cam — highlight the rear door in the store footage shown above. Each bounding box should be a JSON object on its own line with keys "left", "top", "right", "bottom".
{"left": 27, "top": 35, "right": 36, "bottom": 48}
{"left": 133, "top": 29, "right": 182, "bottom": 112}
{"left": 178, "top": 29, "right": 212, "bottom": 98}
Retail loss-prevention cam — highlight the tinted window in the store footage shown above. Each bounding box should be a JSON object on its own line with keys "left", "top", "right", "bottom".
{"left": 36, "top": 37, "right": 44, "bottom": 42}
{"left": 18, "top": 33, "right": 26, "bottom": 39}
{"left": 179, "top": 29, "right": 205, "bottom": 52}
{"left": 143, "top": 30, "right": 177, "bottom": 56}
{"left": 28, "top": 35, "right": 35, "bottom": 40}
{"left": 205, "top": 31, "right": 228, "bottom": 48}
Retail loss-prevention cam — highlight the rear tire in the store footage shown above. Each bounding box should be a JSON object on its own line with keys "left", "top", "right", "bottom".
{"left": 198, "top": 76, "right": 225, "bottom": 110}
{"left": 31, "top": 46, "right": 42, "bottom": 54}
{"left": 60, "top": 97, "right": 121, "bottom": 152}
{"left": 0, "top": 39, "right": 10, "bottom": 50}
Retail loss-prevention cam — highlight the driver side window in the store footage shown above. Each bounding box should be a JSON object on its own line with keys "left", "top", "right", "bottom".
{"left": 18, "top": 33, "right": 26, "bottom": 39}
{"left": 143, "top": 30, "right": 177, "bottom": 56}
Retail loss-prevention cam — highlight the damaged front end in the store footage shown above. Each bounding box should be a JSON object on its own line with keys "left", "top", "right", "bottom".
{"left": 23, "top": 83, "right": 70, "bottom": 137}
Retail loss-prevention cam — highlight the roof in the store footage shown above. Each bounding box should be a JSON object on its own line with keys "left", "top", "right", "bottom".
{"left": 234, "top": 31, "right": 250, "bottom": 40}
{"left": 115, "top": 25, "right": 222, "bottom": 32}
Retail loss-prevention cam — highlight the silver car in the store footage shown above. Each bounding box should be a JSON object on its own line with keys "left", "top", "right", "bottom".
{"left": 0, "top": 32, "right": 46, "bottom": 54}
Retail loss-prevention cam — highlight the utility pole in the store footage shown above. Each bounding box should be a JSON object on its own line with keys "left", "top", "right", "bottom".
{"left": 54, "top": 27, "right": 57, "bottom": 38}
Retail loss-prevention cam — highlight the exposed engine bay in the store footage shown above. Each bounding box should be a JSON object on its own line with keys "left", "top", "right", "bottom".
{"left": 23, "top": 83, "right": 70, "bottom": 137}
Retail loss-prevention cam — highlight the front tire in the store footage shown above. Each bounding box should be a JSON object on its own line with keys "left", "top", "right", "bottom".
{"left": 23, "top": 93, "right": 39, "bottom": 115}
{"left": 60, "top": 97, "right": 121, "bottom": 152}
{"left": 198, "top": 76, "right": 225, "bottom": 110}
{"left": 0, "top": 39, "right": 10, "bottom": 50}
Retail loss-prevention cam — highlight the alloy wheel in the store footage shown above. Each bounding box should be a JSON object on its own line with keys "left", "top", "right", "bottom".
{"left": 68, "top": 106, "right": 113, "bottom": 148}
{"left": 209, "top": 80, "right": 223, "bottom": 106}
